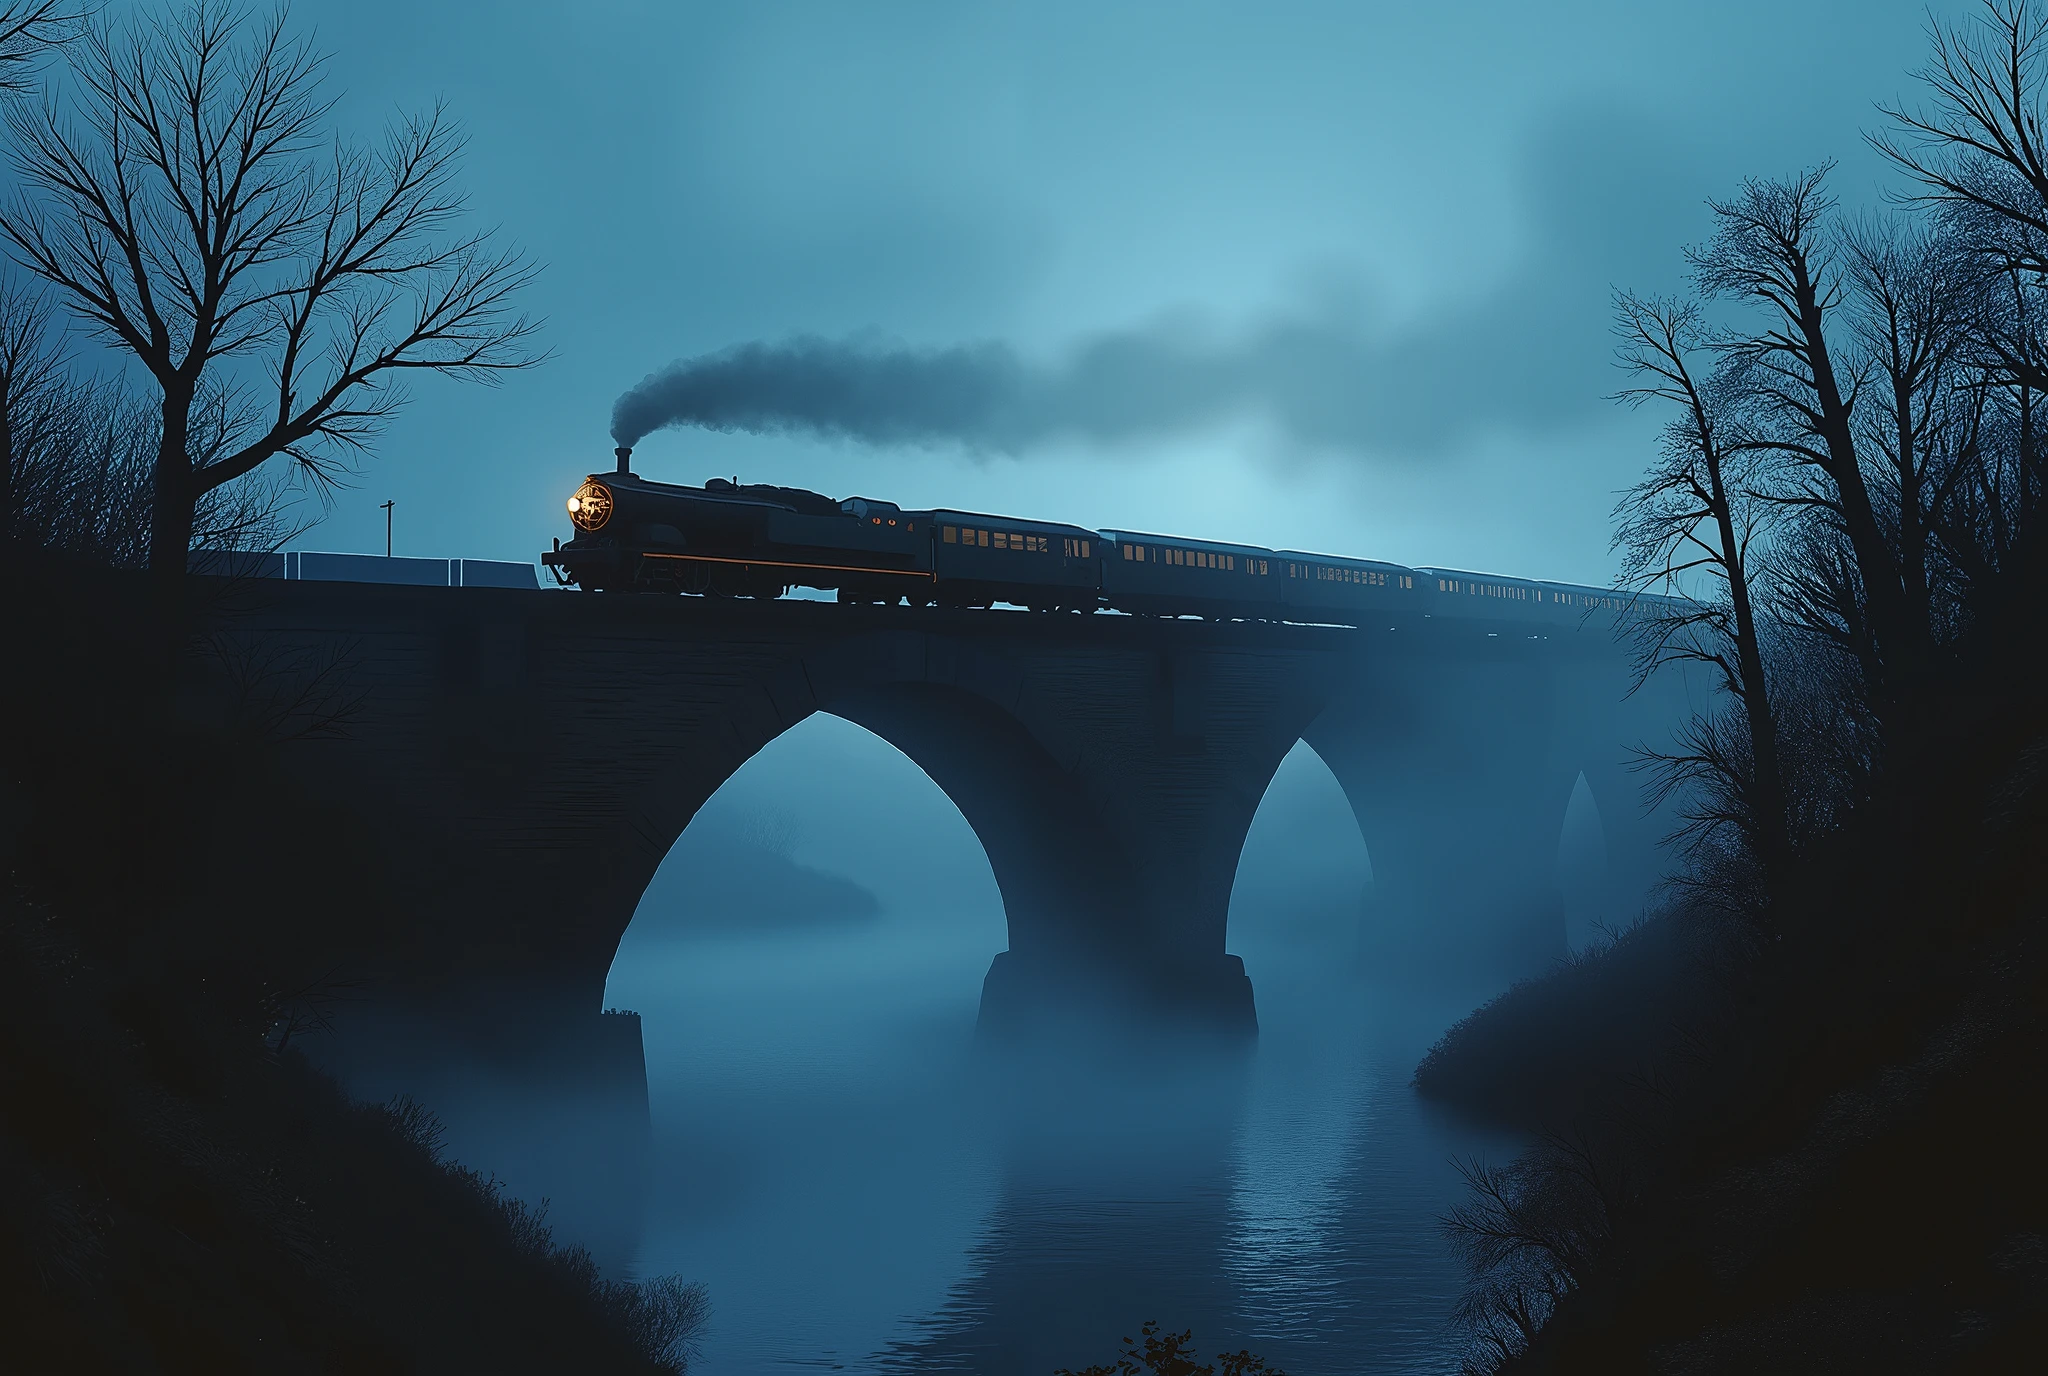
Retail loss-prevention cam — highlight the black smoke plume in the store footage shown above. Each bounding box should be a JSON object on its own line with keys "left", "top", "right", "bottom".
{"left": 609, "top": 311, "right": 1591, "bottom": 457}
{"left": 610, "top": 331, "right": 1256, "bottom": 453}
{"left": 608, "top": 104, "right": 1713, "bottom": 458}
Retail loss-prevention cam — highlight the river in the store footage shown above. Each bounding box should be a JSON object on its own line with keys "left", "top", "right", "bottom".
{"left": 603, "top": 718, "right": 1522, "bottom": 1375}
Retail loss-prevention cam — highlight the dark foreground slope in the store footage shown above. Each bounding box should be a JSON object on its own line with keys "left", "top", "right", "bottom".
{"left": 1417, "top": 654, "right": 2048, "bottom": 1372}
{"left": 0, "top": 890, "right": 704, "bottom": 1374}
{"left": 0, "top": 563, "right": 704, "bottom": 1373}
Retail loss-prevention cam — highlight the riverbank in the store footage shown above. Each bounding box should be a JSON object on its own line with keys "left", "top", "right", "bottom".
{"left": 1414, "top": 651, "right": 2048, "bottom": 1372}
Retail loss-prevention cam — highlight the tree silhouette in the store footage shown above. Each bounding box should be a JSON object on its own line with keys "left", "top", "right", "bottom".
{"left": 1611, "top": 292, "right": 1791, "bottom": 880}
{"left": 0, "top": 1, "right": 544, "bottom": 593}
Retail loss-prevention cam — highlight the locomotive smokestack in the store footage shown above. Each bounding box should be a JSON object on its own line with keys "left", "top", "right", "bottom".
{"left": 615, "top": 445, "right": 632, "bottom": 474}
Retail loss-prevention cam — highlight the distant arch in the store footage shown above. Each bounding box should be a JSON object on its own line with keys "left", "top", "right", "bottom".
{"left": 1226, "top": 739, "right": 1374, "bottom": 963}
{"left": 1557, "top": 769, "right": 1610, "bottom": 952}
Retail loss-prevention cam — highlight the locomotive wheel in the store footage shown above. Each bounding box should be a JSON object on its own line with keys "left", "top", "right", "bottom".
{"left": 678, "top": 562, "right": 714, "bottom": 595}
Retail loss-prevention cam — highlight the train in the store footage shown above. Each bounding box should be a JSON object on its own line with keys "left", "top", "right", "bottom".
{"left": 540, "top": 447, "right": 1639, "bottom": 629}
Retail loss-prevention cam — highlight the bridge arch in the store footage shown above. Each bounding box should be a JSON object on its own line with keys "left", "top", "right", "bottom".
{"left": 578, "top": 626, "right": 1323, "bottom": 1034}
{"left": 1225, "top": 740, "right": 1374, "bottom": 961}
{"left": 605, "top": 711, "right": 1007, "bottom": 1011}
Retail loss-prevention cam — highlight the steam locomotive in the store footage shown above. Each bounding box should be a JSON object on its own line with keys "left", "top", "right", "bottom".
{"left": 540, "top": 447, "right": 1635, "bottom": 628}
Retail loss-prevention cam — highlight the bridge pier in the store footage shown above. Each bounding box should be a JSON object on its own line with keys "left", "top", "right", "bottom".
{"left": 822, "top": 642, "right": 1325, "bottom": 1038}
{"left": 1306, "top": 645, "right": 1579, "bottom": 986}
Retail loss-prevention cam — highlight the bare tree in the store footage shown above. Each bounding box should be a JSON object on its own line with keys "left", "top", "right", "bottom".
{"left": 1840, "top": 216, "right": 1982, "bottom": 651}
{"left": 1, "top": 273, "right": 300, "bottom": 564}
{"left": 1691, "top": 168, "right": 1921, "bottom": 707}
{"left": 0, "top": 2, "right": 72, "bottom": 91}
{"left": 0, "top": 1, "right": 544, "bottom": 594}
{"left": 1942, "top": 265, "right": 2048, "bottom": 589}
{"left": 1612, "top": 293, "right": 1791, "bottom": 878}
{"left": 1875, "top": 0, "right": 2048, "bottom": 590}
{"left": 0, "top": 278, "right": 64, "bottom": 532}
{"left": 1442, "top": 1136, "right": 1625, "bottom": 1374}
{"left": 1874, "top": 0, "right": 2048, "bottom": 286}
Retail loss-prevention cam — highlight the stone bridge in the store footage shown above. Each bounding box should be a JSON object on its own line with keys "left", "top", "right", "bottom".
{"left": 202, "top": 579, "right": 1697, "bottom": 1079}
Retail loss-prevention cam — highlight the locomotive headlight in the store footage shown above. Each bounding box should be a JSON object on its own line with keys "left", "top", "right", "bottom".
{"left": 568, "top": 480, "right": 613, "bottom": 532}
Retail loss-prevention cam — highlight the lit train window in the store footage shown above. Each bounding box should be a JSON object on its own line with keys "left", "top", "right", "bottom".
{"left": 943, "top": 526, "right": 957, "bottom": 543}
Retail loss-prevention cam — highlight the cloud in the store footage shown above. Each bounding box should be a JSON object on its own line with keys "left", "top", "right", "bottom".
{"left": 610, "top": 105, "right": 1710, "bottom": 459}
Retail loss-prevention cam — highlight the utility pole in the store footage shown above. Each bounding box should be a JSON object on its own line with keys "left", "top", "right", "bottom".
{"left": 381, "top": 499, "right": 395, "bottom": 557}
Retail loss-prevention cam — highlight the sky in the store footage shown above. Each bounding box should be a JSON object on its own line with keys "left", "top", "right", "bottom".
{"left": 100, "top": 0, "right": 1980, "bottom": 582}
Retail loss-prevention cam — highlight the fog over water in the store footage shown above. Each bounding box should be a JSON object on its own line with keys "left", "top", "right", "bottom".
{"left": 606, "top": 718, "right": 1529, "bottom": 1373}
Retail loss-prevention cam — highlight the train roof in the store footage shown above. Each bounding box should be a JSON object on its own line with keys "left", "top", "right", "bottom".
{"left": 1100, "top": 528, "right": 1278, "bottom": 556}
{"left": 1426, "top": 566, "right": 1643, "bottom": 601}
{"left": 1274, "top": 549, "right": 1419, "bottom": 574}
{"left": 1418, "top": 565, "right": 1552, "bottom": 587}
{"left": 931, "top": 508, "right": 1098, "bottom": 535}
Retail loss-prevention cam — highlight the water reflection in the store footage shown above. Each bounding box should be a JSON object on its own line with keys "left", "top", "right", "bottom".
{"left": 604, "top": 721, "right": 1521, "bottom": 1374}
{"left": 618, "top": 929, "right": 1513, "bottom": 1374}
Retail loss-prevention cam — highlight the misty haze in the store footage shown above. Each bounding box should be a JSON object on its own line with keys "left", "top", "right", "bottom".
{"left": 5, "top": 3, "right": 2044, "bottom": 1375}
